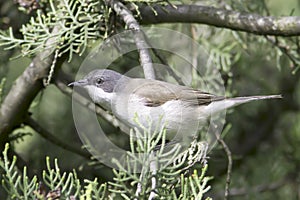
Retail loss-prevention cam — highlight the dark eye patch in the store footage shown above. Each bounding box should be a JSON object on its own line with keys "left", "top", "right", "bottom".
{"left": 95, "top": 77, "right": 104, "bottom": 85}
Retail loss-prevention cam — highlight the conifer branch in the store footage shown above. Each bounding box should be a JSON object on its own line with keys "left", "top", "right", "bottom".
{"left": 139, "top": 4, "right": 300, "bottom": 36}
{"left": 106, "top": 0, "right": 156, "bottom": 79}
{"left": 24, "top": 116, "right": 91, "bottom": 159}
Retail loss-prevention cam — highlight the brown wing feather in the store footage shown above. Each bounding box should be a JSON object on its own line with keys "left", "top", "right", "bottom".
{"left": 131, "top": 79, "right": 225, "bottom": 107}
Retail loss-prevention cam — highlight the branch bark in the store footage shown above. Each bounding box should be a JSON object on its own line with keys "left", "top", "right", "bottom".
{"left": 24, "top": 116, "right": 90, "bottom": 159}
{"left": 214, "top": 132, "right": 232, "bottom": 200}
{"left": 0, "top": 25, "right": 61, "bottom": 150}
{"left": 107, "top": 0, "right": 156, "bottom": 79}
{"left": 139, "top": 5, "right": 300, "bottom": 36}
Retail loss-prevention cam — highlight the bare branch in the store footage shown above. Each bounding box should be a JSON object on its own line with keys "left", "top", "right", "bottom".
{"left": 0, "top": 25, "right": 62, "bottom": 150}
{"left": 139, "top": 5, "right": 300, "bottom": 36}
{"left": 143, "top": 35, "right": 185, "bottom": 85}
{"left": 107, "top": 0, "right": 156, "bottom": 79}
{"left": 148, "top": 152, "right": 157, "bottom": 200}
{"left": 213, "top": 126, "right": 232, "bottom": 200}
{"left": 265, "top": 36, "right": 299, "bottom": 69}
{"left": 24, "top": 116, "right": 90, "bottom": 159}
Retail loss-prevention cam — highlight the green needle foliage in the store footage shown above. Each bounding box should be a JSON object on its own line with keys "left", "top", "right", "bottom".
{"left": 0, "top": 118, "right": 212, "bottom": 199}
{"left": 109, "top": 116, "right": 211, "bottom": 199}
{"left": 0, "top": 143, "right": 107, "bottom": 199}
{"left": 0, "top": 144, "right": 38, "bottom": 199}
{"left": 0, "top": 0, "right": 109, "bottom": 61}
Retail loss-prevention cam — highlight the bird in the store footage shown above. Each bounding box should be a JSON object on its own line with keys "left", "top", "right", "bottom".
{"left": 68, "top": 69, "right": 281, "bottom": 143}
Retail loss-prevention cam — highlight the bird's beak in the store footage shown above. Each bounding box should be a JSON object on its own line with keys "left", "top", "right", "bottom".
{"left": 68, "top": 79, "right": 88, "bottom": 87}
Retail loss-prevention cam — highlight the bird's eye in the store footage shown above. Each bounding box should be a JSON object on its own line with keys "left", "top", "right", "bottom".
{"left": 95, "top": 78, "right": 103, "bottom": 85}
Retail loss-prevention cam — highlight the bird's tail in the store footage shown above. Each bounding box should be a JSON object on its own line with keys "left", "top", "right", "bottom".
{"left": 202, "top": 94, "right": 282, "bottom": 116}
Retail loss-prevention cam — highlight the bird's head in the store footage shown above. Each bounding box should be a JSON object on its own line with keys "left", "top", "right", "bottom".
{"left": 68, "top": 69, "right": 127, "bottom": 109}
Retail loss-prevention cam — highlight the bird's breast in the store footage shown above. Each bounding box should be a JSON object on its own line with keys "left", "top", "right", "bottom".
{"left": 112, "top": 94, "right": 204, "bottom": 140}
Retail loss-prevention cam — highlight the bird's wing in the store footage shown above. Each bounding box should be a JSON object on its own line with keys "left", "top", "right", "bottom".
{"left": 130, "top": 79, "right": 225, "bottom": 107}
{"left": 186, "top": 89, "right": 225, "bottom": 106}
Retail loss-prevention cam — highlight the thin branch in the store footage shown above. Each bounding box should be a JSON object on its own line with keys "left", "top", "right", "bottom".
{"left": 138, "top": 5, "right": 300, "bottom": 36}
{"left": 134, "top": 153, "right": 157, "bottom": 200}
{"left": 265, "top": 36, "right": 298, "bottom": 69}
{"left": 143, "top": 33, "right": 185, "bottom": 85}
{"left": 107, "top": 0, "right": 155, "bottom": 79}
{"left": 135, "top": 172, "right": 143, "bottom": 199}
{"left": 24, "top": 116, "right": 91, "bottom": 159}
{"left": 213, "top": 128, "right": 232, "bottom": 200}
{"left": 149, "top": 152, "right": 157, "bottom": 200}
{"left": 0, "top": 24, "right": 62, "bottom": 150}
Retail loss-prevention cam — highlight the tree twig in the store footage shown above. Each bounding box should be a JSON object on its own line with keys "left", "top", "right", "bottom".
{"left": 143, "top": 33, "right": 185, "bottom": 85}
{"left": 0, "top": 25, "right": 61, "bottom": 151}
{"left": 265, "top": 36, "right": 298, "bottom": 69}
{"left": 213, "top": 127, "right": 232, "bottom": 200}
{"left": 107, "top": 0, "right": 155, "bottom": 79}
{"left": 24, "top": 116, "right": 91, "bottom": 159}
{"left": 138, "top": 5, "right": 300, "bottom": 36}
{"left": 149, "top": 152, "right": 157, "bottom": 200}
{"left": 135, "top": 171, "right": 143, "bottom": 199}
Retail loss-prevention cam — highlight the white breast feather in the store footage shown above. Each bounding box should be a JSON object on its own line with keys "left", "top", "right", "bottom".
{"left": 84, "top": 85, "right": 115, "bottom": 110}
{"left": 114, "top": 95, "right": 203, "bottom": 140}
